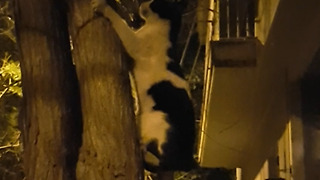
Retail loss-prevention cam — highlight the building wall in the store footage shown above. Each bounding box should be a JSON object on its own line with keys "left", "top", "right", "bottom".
{"left": 199, "top": 0, "right": 320, "bottom": 179}
{"left": 255, "top": 0, "right": 280, "bottom": 44}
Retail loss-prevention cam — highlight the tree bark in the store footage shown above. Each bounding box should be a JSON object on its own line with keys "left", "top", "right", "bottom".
{"left": 14, "top": 0, "right": 142, "bottom": 179}
{"left": 68, "top": 0, "right": 143, "bottom": 180}
{"left": 14, "top": 0, "right": 82, "bottom": 180}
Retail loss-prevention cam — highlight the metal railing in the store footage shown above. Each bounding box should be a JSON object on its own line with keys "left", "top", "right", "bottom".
{"left": 219, "top": 0, "right": 256, "bottom": 38}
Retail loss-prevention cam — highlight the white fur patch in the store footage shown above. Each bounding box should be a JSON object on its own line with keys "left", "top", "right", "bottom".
{"left": 140, "top": 110, "right": 169, "bottom": 154}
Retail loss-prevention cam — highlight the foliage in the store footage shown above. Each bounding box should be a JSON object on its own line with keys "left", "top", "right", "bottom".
{"left": 0, "top": 52, "right": 23, "bottom": 180}
{"left": 0, "top": 1, "right": 24, "bottom": 179}
{"left": 0, "top": 53, "right": 22, "bottom": 98}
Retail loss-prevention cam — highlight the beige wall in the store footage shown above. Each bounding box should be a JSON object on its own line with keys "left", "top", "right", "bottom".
{"left": 255, "top": 0, "right": 280, "bottom": 44}
{"left": 199, "top": 0, "right": 320, "bottom": 179}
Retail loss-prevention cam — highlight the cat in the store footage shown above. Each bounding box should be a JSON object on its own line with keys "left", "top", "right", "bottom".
{"left": 91, "top": 0, "right": 196, "bottom": 172}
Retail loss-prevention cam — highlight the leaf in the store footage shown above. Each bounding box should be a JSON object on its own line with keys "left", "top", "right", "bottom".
{"left": 0, "top": 52, "right": 22, "bottom": 97}
{"left": 8, "top": 86, "right": 22, "bottom": 97}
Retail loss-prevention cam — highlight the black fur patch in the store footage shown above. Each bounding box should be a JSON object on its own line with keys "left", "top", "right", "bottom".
{"left": 149, "top": 0, "right": 186, "bottom": 49}
{"left": 147, "top": 81, "right": 196, "bottom": 171}
{"left": 146, "top": 140, "right": 161, "bottom": 159}
{"left": 144, "top": 140, "right": 161, "bottom": 172}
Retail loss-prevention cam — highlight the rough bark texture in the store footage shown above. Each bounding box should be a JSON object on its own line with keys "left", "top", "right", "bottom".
{"left": 68, "top": 0, "right": 143, "bottom": 180}
{"left": 14, "top": 0, "right": 82, "bottom": 180}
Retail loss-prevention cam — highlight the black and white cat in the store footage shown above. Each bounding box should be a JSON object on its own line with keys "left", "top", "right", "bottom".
{"left": 91, "top": 0, "right": 196, "bottom": 172}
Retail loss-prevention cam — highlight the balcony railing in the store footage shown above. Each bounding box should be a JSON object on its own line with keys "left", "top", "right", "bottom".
{"left": 219, "top": 0, "right": 256, "bottom": 38}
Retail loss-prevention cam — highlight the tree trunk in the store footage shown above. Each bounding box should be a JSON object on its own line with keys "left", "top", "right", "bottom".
{"left": 68, "top": 1, "right": 143, "bottom": 180}
{"left": 14, "top": 0, "right": 141, "bottom": 179}
{"left": 14, "top": 0, "right": 82, "bottom": 180}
